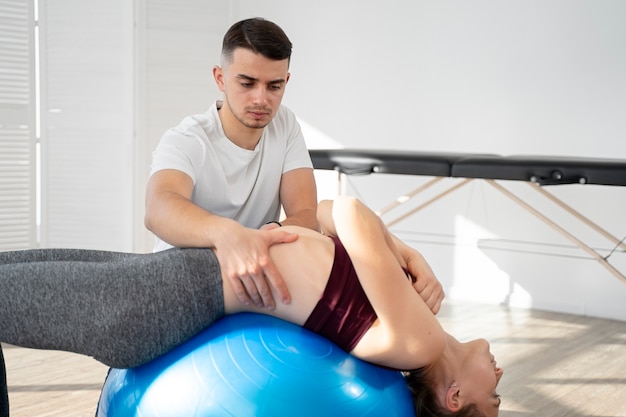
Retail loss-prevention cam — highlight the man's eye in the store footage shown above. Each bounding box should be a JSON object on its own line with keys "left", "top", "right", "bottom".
{"left": 241, "top": 82, "right": 253, "bottom": 88}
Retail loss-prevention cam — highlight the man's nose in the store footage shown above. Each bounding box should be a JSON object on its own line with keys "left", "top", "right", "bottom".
{"left": 252, "top": 86, "right": 269, "bottom": 105}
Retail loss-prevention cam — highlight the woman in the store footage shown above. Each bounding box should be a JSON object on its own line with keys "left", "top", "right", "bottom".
{"left": 0, "top": 197, "right": 502, "bottom": 417}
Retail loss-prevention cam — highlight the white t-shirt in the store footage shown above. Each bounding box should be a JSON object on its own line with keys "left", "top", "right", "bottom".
{"left": 150, "top": 101, "right": 313, "bottom": 251}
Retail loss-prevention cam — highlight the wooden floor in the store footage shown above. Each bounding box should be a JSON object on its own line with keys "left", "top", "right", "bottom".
{"left": 3, "top": 301, "right": 626, "bottom": 416}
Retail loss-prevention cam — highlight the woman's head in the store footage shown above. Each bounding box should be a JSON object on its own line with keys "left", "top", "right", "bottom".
{"left": 404, "top": 337, "right": 503, "bottom": 417}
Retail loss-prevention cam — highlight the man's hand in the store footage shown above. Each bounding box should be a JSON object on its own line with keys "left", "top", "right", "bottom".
{"left": 259, "top": 221, "right": 281, "bottom": 231}
{"left": 405, "top": 249, "right": 445, "bottom": 315}
{"left": 213, "top": 226, "right": 298, "bottom": 310}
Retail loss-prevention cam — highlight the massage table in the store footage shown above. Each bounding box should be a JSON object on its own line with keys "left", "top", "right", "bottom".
{"left": 309, "top": 149, "right": 626, "bottom": 284}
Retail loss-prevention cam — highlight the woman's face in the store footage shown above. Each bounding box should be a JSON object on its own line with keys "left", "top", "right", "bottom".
{"left": 455, "top": 338, "right": 504, "bottom": 417}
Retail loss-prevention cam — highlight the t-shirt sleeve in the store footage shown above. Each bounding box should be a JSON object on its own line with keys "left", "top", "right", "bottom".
{"left": 149, "top": 128, "right": 206, "bottom": 183}
{"left": 281, "top": 108, "right": 313, "bottom": 173}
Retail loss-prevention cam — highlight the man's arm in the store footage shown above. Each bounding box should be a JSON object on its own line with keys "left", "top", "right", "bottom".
{"left": 274, "top": 167, "right": 319, "bottom": 231}
{"left": 145, "top": 169, "right": 297, "bottom": 309}
{"left": 145, "top": 169, "right": 220, "bottom": 248}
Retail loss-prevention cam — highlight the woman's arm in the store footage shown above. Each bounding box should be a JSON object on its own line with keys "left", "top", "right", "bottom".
{"left": 318, "top": 200, "right": 444, "bottom": 314}
{"left": 388, "top": 234, "right": 445, "bottom": 314}
{"left": 319, "top": 197, "right": 446, "bottom": 369}
{"left": 317, "top": 199, "right": 337, "bottom": 236}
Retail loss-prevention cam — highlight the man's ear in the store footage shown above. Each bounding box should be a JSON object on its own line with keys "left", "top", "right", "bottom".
{"left": 213, "top": 66, "right": 225, "bottom": 91}
{"left": 445, "top": 384, "right": 463, "bottom": 412}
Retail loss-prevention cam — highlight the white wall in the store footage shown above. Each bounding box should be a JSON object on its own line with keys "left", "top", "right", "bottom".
{"left": 30, "top": 1, "right": 626, "bottom": 321}
{"left": 226, "top": 1, "right": 626, "bottom": 321}
{"left": 239, "top": 0, "right": 626, "bottom": 158}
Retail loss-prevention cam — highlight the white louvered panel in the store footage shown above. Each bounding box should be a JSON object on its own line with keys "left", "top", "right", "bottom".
{"left": 0, "top": 0, "right": 30, "bottom": 106}
{"left": 0, "top": 0, "right": 36, "bottom": 250}
{"left": 0, "top": 128, "right": 35, "bottom": 250}
{"left": 43, "top": 126, "right": 132, "bottom": 249}
{"left": 39, "top": 0, "right": 134, "bottom": 250}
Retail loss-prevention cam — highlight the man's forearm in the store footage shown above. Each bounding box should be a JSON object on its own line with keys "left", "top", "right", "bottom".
{"left": 145, "top": 192, "right": 236, "bottom": 248}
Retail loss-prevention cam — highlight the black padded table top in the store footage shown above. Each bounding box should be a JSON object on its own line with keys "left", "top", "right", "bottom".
{"left": 309, "top": 149, "right": 494, "bottom": 177}
{"left": 309, "top": 149, "right": 626, "bottom": 186}
{"left": 452, "top": 155, "right": 626, "bottom": 186}
{"left": 308, "top": 148, "right": 626, "bottom": 283}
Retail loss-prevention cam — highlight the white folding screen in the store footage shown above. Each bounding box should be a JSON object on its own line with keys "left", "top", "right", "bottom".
{"left": 38, "top": 0, "right": 135, "bottom": 251}
{"left": 133, "top": 0, "right": 230, "bottom": 251}
{"left": 0, "top": 0, "right": 36, "bottom": 251}
{"left": 1, "top": 0, "right": 233, "bottom": 252}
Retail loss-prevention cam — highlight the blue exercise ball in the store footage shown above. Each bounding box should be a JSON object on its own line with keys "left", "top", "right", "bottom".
{"left": 96, "top": 313, "right": 414, "bottom": 417}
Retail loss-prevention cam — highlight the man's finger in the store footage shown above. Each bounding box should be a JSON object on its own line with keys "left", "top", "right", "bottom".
{"left": 238, "top": 274, "right": 263, "bottom": 307}
{"left": 266, "top": 230, "right": 298, "bottom": 246}
{"left": 229, "top": 274, "right": 252, "bottom": 306}
{"left": 247, "top": 269, "right": 276, "bottom": 310}
{"left": 260, "top": 258, "right": 290, "bottom": 305}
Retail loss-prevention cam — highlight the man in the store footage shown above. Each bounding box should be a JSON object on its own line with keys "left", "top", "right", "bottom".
{"left": 145, "top": 18, "right": 318, "bottom": 310}
{"left": 145, "top": 17, "right": 444, "bottom": 315}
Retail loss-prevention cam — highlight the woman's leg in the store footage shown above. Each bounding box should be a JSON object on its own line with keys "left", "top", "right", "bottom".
{"left": 0, "top": 248, "right": 128, "bottom": 265}
{"left": 0, "top": 247, "right": 224, "bottom": 368}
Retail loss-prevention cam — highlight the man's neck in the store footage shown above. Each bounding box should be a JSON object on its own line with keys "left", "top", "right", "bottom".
{"left": 217, "top": 101, "right": 263, "bottom": 150}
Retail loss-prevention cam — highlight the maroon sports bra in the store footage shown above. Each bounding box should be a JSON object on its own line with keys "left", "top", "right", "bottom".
{"left": 303, "top": 236, "right": 378, "bottom": 352}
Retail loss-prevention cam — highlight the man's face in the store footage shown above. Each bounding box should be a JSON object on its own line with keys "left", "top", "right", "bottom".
{"left": 214, "top": 48, "right": 290, "bottom": 130}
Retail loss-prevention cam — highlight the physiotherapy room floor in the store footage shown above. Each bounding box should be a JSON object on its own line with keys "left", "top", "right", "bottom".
{"left": 4, "top": 301, "right": 626, "bottom": 416}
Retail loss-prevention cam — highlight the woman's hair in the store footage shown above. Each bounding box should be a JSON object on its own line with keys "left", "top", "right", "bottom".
{"left": 221, "top": 17, "right": 292, "bottom": 64}
{"left": 403, "top": 369, "right": 486, "bottom": 417}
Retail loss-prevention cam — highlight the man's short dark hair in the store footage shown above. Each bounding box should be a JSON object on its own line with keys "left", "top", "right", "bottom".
{"left": 221, "top": 17, "right": 293, "bottom": 64}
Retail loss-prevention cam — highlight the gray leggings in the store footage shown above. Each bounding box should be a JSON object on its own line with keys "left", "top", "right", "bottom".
{"left": 0, "top": 247, "right": 225, "bottom": 416}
